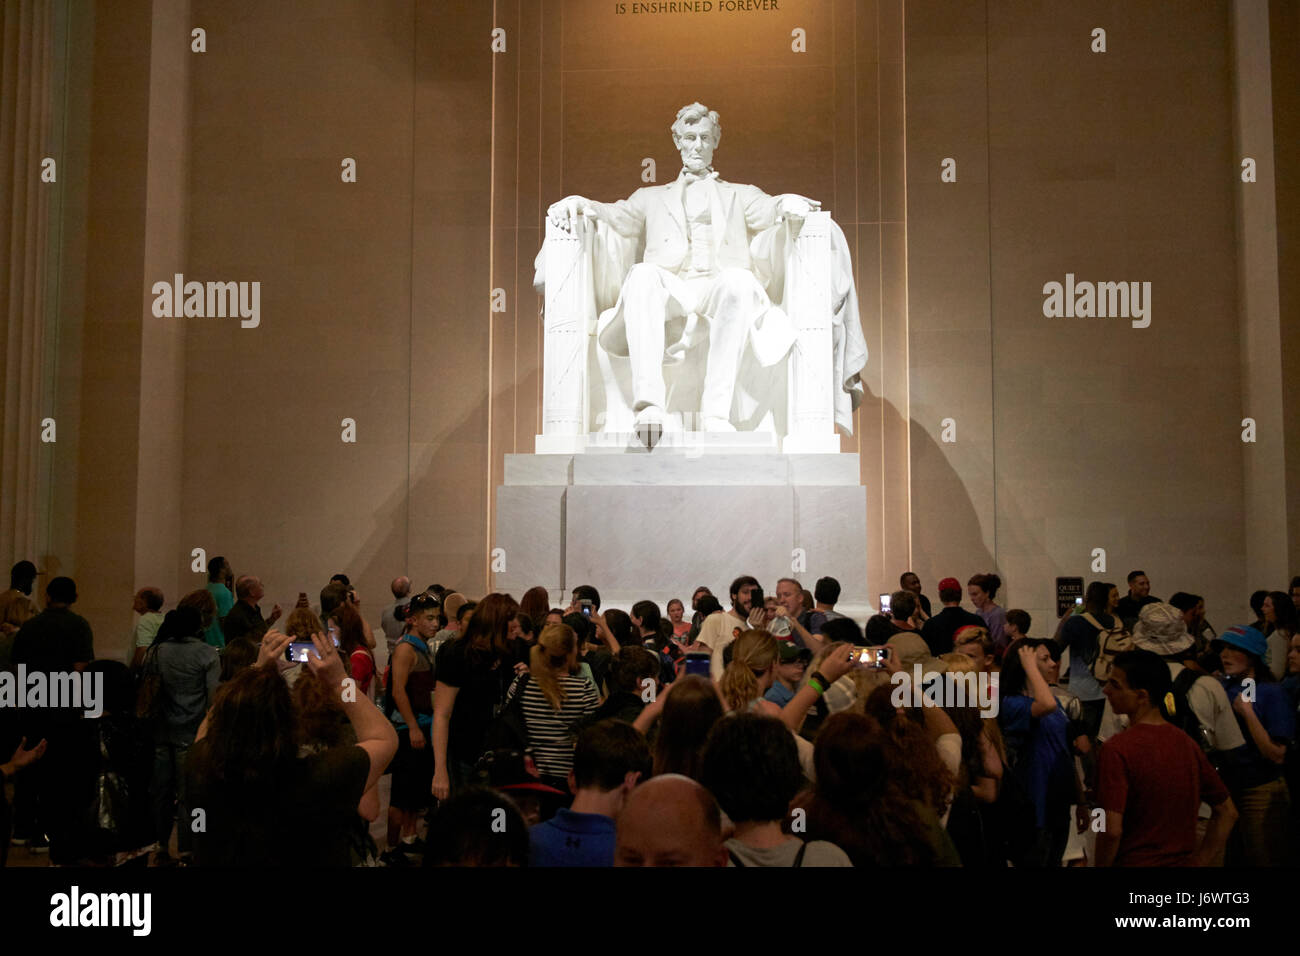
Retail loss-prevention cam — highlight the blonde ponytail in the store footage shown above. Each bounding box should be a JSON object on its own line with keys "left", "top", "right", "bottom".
{"left": 531, "top": 623, "right": 577, "bottom": 711}
{"left": 719, "top": 629, "right": 779, "bottom": 712}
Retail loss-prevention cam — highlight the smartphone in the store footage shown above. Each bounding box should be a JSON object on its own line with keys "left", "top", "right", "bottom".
{"left": 879, "top": 593, "right": 892, "bottom": 615}
{"left": 852, "top": 646, "right": 890, "bottom": 669}
{"left": 285, "top": 631, "right": 341, "bottom": 662}
{"left": 749, "top": 587, "right": 764, "bottom": 611}
{"left": 579, "top": 599, "right": 593, "bottom": 618}
{"left": 683, "top": 652, "right": 711, "bottom": 678}
{"left": 286, "top": 641, "right": 315, "bottom": 663}
{"left": 1074, "top": 597, "right": 1083, "bottom": 606}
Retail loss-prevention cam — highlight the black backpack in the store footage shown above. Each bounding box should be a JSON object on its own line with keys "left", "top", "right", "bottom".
{"left": 1166, "top": 667, "right": 1246, "bottom": 789}
{"left": 1168, "top": 668, "right": 1209, "bottom": 751}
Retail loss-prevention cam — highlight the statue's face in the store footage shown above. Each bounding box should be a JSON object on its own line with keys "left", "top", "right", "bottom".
{"left": 674, "top": 119, "right": 717, "bottom": 173}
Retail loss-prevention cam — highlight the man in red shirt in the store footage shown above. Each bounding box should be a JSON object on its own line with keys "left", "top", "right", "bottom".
{"left": 1096, "top": 649, "right": 1238, "bottom": 866}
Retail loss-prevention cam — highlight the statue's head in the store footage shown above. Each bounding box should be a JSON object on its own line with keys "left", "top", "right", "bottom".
{"left": 671, "top": 102, "right": 720, "bottom": 173}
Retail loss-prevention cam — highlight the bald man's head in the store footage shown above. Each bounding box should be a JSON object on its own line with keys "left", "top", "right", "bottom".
{"left": 235, "top": 575, "right": 263, "bottom": 603}
{"left": 614, "top": 774, "right": 727, "bottom": 867}
{"left": 391, "top": 576, "right": 412, "bottom": 599}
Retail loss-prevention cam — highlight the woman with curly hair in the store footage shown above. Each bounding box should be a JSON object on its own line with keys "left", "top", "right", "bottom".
{"left": 185, "top": 630, "right": 397, "bottom": 866}
{"left": 792, "top": 712, "right": 960, "bottom": 866}
{"left": 718, "top": 630, "right": 854, "bottom": 779}
{"left": 719, "top": 630, "right": 852, "bottom": 731}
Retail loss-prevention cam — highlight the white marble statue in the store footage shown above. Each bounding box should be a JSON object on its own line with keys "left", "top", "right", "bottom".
{"left": 534, "top": 101, "right": 868, "bottom": 450}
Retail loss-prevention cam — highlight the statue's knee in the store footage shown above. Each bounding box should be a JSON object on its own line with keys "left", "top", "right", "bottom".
{"left": 714, "top": 267, "right": 761, "bottom": 302}
{"left": 624, "top": 263, "right": 666, "bottom": 295}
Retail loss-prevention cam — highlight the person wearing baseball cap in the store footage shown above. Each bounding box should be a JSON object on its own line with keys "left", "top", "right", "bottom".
{"left": 764, "top": 641, "right": 813, "bottom": 708}
{"left": 1214, "top": 624, "right": 1294, "bottom": 866}
{"left": 920, "top": 577, "right": 985, "bottom": 656}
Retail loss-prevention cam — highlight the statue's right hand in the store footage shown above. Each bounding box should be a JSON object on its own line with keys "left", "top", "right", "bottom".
{"left": 547, "top": 195, "right": 598, "bottom": 231}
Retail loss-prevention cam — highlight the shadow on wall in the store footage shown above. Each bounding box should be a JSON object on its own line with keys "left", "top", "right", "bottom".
{"left": 855, "top": 381, "right": 1000, "bottom": 603}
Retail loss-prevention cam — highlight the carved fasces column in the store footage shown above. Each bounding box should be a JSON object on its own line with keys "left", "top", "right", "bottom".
{"left": 538, "top": 216, "right": 593, "bottom": 453}
{"left": 784, "top": 211, "right": 839, "bottom": 453}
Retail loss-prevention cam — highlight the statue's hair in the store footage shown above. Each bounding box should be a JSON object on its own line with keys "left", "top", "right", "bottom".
{"left": 671, "top": 102, "right": 721, "bottom": 148}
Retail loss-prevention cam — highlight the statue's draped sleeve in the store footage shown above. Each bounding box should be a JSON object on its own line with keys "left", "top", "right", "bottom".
{"left": 749, "top": 212, "right": 869, "bottom": 435}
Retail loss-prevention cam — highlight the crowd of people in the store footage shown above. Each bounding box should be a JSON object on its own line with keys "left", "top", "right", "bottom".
{"left": 1, "top": 557, "right": 1299, "bottom": 867}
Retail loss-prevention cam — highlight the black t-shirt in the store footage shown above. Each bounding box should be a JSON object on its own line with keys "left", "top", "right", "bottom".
{"left": 435, "top": 637, "right": 513, "bottom": 763}
{"left": 1116, "top": 594, "right": 1158, "bottom": 629}
{"left": 921, "top": 606, "right": 986, "bottom": 656}
{"left": 221, "top": 601, "right": 268, "bottom": 643}
{"left": 583, "top": 648, "right": 613, "bottom": 693}
{"left": 582, "top": 690, "right": 646, "bottom": 729}
{"left": 11, "top": 608, "right": 95, "bottom": 726}
{"left": 185, "top": 741, "right": 369, "bottom": 866}
{"left": 12, "top": 608, "right": 94, "bottom": 672}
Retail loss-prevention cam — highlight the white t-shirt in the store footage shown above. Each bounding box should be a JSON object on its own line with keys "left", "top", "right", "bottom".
{"left": 133, "top": 611, "right": 165, "bottom": 647}
{"left": 696, "top": 610, "right": 747, "bottom": 681}
{"left": 1266, "top": 630, "right": 1291, "bottom": 684}
{"left": 1170, "top": 662, "right": 1246, "bottom": 752}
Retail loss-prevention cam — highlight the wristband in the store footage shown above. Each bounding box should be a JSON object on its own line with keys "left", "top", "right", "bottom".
{"left": 808, "top": 672, "right": 828, "bottom": 695}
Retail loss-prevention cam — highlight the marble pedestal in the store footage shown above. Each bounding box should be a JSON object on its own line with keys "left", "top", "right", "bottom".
{"left": 493, "top": 447, "right": 868, "bottom": 613}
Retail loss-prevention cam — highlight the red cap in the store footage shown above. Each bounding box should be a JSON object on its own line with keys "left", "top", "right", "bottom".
{"left": 938, "top": 577, "right": 961, "bottom": 592}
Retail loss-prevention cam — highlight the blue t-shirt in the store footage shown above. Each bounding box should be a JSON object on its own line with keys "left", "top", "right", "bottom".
{"left": 1222, "top": 676, "right": 1294, "bottom": 786}
{"left": 999, "top": 694, "right": 1074, "bottom": 828}
{"left": 764, "top": 681, "right": 796, "bottom": 707}
{"left": 529, "top": 809, "right": 616, "bottom": 867}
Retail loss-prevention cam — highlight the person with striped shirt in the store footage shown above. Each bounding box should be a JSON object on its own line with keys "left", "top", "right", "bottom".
{"left": 511, "top": 623, "right": 600, "bottom": 793}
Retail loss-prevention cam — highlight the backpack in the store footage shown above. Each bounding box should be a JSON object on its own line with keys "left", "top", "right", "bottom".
{"left": 1081, "top": 613, "right": 1134, "bottom": 683}
{"left": 1166, "top": 667, "right": 1243, "bottom": 786}
{"left": 1168, "top": 668, "right": 1209, "bottom": 748}
{"left": 383, "top": 634, "right": 435, "bottom": 721}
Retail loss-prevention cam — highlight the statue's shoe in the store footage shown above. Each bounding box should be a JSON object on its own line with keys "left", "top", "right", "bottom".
{"left": 633, "top": 405, "right": 666, "bottom": 428}
{"left": 700, "top": 416, "right": 736, "bottom": 432}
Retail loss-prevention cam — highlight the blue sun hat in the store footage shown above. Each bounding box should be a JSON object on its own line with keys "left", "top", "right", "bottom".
{"left": 1215, "top": 624, "right": 1267, "bottom": 659}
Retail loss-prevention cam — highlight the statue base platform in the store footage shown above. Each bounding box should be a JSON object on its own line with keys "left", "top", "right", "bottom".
{"left": 535, "top": 430, "right": 841, "bottom": 455}
{"left": 493, "top": 449, "right": 868, "bottom": 613}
